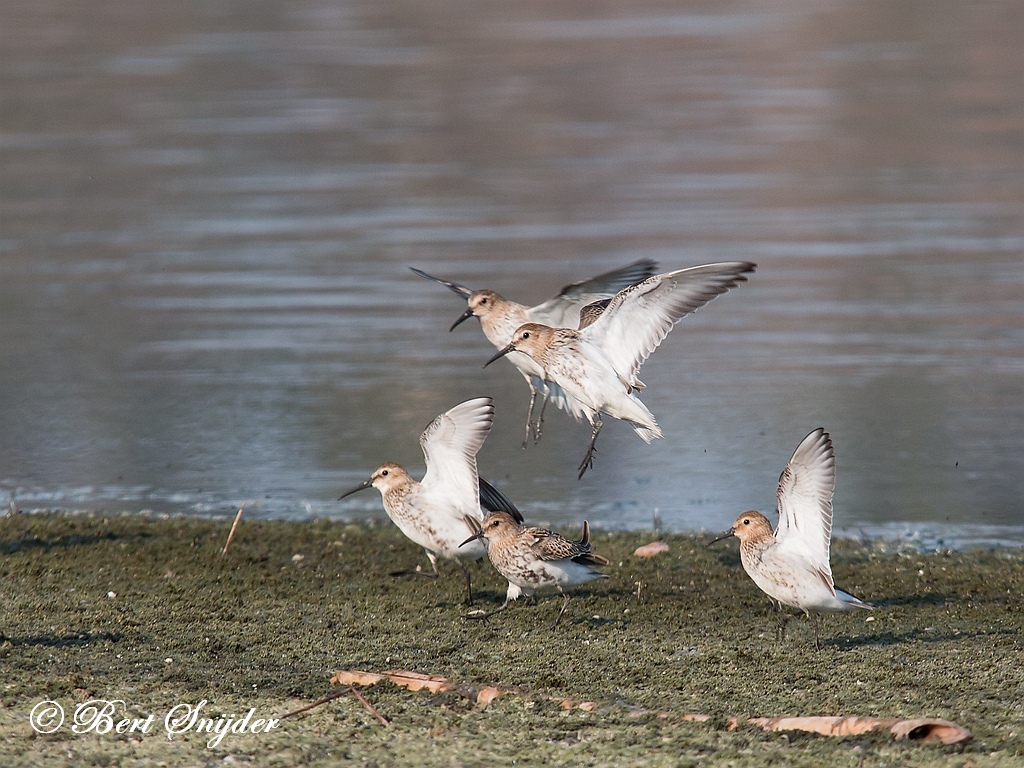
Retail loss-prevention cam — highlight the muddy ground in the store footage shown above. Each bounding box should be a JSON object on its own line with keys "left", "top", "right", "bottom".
{"left": 0, "top": 512, "right": 1021, "bottom": 767}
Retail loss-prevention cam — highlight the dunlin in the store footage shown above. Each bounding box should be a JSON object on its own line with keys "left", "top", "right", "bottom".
{"left": 411, "top": 259, "right": 658, "bottom": 445}
{"left": 338, "top": 397, "right": 522, "bottom": 604}
{"left": 460, "top": 511, "right": 609, "bottom": 628}
{"left": 710, "top": 428, "right": 873, "bottom": 649}
{"left": 484, "top": 262, "right": 756, "bottom": 477}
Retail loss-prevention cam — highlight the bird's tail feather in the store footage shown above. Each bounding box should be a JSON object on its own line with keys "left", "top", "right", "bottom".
{"left": 836, "top": 588, "right": 874, "bottom": 610}
{"left": 633, "top": 423, "right": 664, "bottom": 443}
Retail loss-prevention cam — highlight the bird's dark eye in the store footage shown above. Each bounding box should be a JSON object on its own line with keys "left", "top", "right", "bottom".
{"left": 522, "top": 331, "right": 531, "bottom": 339}
{"left": 742, "top": 519, "right": 750, "bottom": 525}
{"left": 381, "top": 470, "right": 389, "bottom": 477}
{"left": 480, "top": 298, "right": 488, "bottom": 304}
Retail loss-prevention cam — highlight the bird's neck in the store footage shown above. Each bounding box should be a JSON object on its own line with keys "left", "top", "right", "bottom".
{"left": 739, "top": 534, "right": 776, "bottom": 567}
{"left": 382, "top": 482, "right": 416, "bottom": 517}
{"left": 481, "top": 302, "right": 529, "bottom": 344}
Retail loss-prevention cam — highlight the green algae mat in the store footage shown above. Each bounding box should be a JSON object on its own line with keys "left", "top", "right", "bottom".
{"left": 1, "top": 512, "right": 1021, "bottom": 767}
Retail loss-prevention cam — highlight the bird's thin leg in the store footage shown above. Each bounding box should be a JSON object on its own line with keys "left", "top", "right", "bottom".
{"left": 522, "top": 386, "right": 538, "bottom": 449}
{"left": 458, "top": 560, "right": 474, "bottom": 606}
{"left": 811, "top": 614, "right": 821, "bottom": 651}
{"left": 467, "top": 598, "right": 512, "bottom": 622}
{"left": 532, "top": 388, "right": 549, "bottom": 444}
{"left": 551, "top": 592, "right": 571, "bottom": 630}
{"left": 577, "top": 417, "right": 603, "bottom": 479}
{"left": 388, "top": 550, "right": 440, "bottom": 579}
{"left": 776, "top": 611, "right": 790, "bottom": 642}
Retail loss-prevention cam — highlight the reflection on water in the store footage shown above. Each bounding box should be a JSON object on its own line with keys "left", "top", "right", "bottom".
{"left": 0, "top": 0, "right": 1022, "bottom": 547}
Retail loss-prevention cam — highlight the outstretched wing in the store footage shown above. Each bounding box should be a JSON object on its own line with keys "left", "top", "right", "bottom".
{"left": 478, "top": 476, "right": 524, "bottom": 524}
{"left": 582, "top": 262, "right": 755, "bottom": 382}
{"left": 530, "top": 259, "right": 659, "bottom": 327}
{"left": 773, "top": 428, "right": 836, "bottom": 591}
{"left": 409, "top": 267, "right": 473, "bottom": 299}
{"left": 419, "top": 397, "right": 494, "bottom": 516}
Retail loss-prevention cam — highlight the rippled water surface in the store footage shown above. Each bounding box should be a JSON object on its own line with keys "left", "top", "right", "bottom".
{"left": 1, "top": 0, "right": 1022, "bottom": 547}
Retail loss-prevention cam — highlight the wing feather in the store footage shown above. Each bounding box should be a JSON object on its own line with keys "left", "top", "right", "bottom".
{"left": 419, "top": 397, "right": 494, "bottom": 517}
{"left": 582, "top": 262, "right": 756, "bottom": 382}
{"left": 409, "top": 267, "right": 473, "bottom": 299}
{"left": 773, "top": 428, "right": 836, "bottom": 592}
{"left": 478, "top": 476, "right": 524, "bottom": 524}
{"left": 530, "top": 259, "right": 659, "bottom": 327}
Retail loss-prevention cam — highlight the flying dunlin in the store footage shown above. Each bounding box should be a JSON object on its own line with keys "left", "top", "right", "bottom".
{"left": 484, "top": 262, "right": 756, "bottom": 477}
{"left": 411, "top": 259, "right": 658, "bottom": 445}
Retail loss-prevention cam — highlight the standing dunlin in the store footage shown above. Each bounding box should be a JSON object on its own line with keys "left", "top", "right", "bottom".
{"left": 710, "top": 428, "right": 873, "bottom": 649}
{"left": 484, "top": 262, "right": 756, "bottom": 477}
{"left": 460, "top": 511, "right": 609, "bottom": 628}
{"left": 338, "top": 397, "right": 522, "bottom": 604}
{"left": 411, "top": 259, "right": 658, "bottom": 445}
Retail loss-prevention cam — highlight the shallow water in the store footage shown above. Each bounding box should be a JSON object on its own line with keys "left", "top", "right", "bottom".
{"left": 0, "top": 0, "right": 1022, "bottom": 547}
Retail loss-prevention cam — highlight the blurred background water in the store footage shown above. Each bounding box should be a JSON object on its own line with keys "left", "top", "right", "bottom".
{"left": 0, "top": 0, "right": 1021, "bottom": 548}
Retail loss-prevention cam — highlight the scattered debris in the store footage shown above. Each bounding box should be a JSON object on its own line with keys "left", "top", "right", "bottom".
{"left": 329, "top": 669, "right": 597, "bottom": 711}
{"left": 633, "top": 541, "right": 670, "bottom": 558}
{"left": 279, "top": 686, "right": 389, "bottom": 726}
{"left": 220, "top": 503, "right": 245, "bottom": 557}
{"left": 731, "top": 715, "right": 971, "bottom": 744}
{"left": 319, "top": 668, "right": 973, "bottom": 745}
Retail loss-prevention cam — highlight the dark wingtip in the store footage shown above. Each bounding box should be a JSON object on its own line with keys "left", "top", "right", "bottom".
{"left": 478, "top": 476, "right": 524, "bottom": 524}
{"left": 573, "top": 523, "right": 609, "bottom": 567}
{"left": 409, "top": 267, "right": 473, "bottom": 298}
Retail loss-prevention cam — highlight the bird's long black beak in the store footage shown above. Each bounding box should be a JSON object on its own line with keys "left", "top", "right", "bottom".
{"left": 450, "top": 307, "right": 475, "bottom": 331}
{"left": 707, "top": 529, "right": 736, "bottom": 547}
{"left": 483, "top": 343, "right": 515, "bottom": 368}
{"left": 460, "top": 517, "right": 486, "bottom": 548}
{"left": 338, "top": 479, "right": 372, "bottom": 500}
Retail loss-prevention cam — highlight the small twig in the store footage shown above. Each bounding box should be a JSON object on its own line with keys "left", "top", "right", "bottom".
{"left": 277, "top": 686, "right": 390, "bottom": 727}
{"left": 278, "top": 687, "right": 351, "bottom": 719}
{"left": 349, "top": 686, "right": 390, "bottom": 726}
{"left": 220, "top": 503, "right": 245, "bottom": 557}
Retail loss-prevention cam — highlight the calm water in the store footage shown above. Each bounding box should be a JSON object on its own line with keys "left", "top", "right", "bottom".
{"left": 1, "top": 1, "right": 1022, "bottom": 547}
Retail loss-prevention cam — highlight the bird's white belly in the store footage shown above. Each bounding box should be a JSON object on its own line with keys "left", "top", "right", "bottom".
{"left": 747, "top": 551, "right": 843, "bottom": 613}
{"left": 388, "top": 502, "right": 484, "bottom": 561}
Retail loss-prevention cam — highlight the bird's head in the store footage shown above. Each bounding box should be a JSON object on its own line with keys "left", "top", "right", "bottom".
{"left": 460, "top": 510, "right": 520, "bottom": 548}
{"left": 451, "top": 289, "right": 504, "bottom": 330}
{"left": 338, "top": 462, "right": 410, "bottom": 500}
{"left": 483, "top": 323, "right": 552, "bottom": 366}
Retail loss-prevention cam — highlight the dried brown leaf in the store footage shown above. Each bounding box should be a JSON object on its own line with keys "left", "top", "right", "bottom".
{"left": 890, "top": 718, "right": 973, "bottom": 744}
{"left": 331, "top": 670, "right": 384, "bottom": 687}
{"left": 741, "top": 716, "right": 972, "bottom": 744}
{"left": 633, "top": 541, "right": 670, "bottom": 558}
{"left": 475, "top": 686, "right": 504, "bottom": 706}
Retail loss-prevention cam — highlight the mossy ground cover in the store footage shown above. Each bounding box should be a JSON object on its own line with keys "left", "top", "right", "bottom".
{"left": 0, "top": 512, "right": 1021, "bottom": 767}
